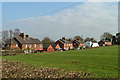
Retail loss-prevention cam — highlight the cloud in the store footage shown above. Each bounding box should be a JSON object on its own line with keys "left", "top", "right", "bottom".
{"left": 5, "top": 2, "right": 118, "bottom": 41}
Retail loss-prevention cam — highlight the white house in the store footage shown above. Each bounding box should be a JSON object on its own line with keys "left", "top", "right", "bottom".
{"left": 85, "top": 41, "right": 92, "bottom": 47}
{"left": 92, "top": 43, "right": 99, "bottom": 47}
{"left": 85, "top": 41, "right": 99, "bottom": 48}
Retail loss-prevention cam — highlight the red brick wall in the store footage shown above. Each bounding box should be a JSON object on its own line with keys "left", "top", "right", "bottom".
{"left": 64, "top": 43, "right": 73, "bottom": 49}
{"left": 21, "top": 44, "right": 43, "bottom": 50}
{"left": 10, "top": 44, "right": 19, "bottom": 49}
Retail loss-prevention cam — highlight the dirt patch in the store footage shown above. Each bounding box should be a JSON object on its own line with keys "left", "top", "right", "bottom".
{"left": 2, "top": 60, "right": 91, "bottom": 78}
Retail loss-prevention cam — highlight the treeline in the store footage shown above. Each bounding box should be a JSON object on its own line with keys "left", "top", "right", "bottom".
{"left": 1, "top": 28, "right": 120, "bottom": 45}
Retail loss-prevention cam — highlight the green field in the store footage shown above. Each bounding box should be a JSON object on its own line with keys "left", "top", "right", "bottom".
{"left": 2, "top": 46, "right": 118, "bottom": 78}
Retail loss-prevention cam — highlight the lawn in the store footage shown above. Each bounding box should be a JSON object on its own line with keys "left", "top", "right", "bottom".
{"left": 2, "top": 46, "right": 118, "bottom": 78}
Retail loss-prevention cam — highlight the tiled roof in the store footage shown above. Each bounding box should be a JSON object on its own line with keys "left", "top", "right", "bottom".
{"left": 14, "top": 36, "right": 41, "bottom": 44}
{"left": 59, "top": 39, "right": 72, "bottom": 44}
{"left": 5, "top": 38, "right": 18, "bottom": 45}
{"left": 73, "top": 40, "right": 84, "bottom": 45}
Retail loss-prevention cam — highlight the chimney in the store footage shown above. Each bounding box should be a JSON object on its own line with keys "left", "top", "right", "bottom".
{"left": 62, "top": 37, "right": 66, "bottom": 40}
{"left": 77, "top": 39, "right": 79, "bottom": 41}
{"left": 26, "top": 35, "right": 29, "bottom": 38}
{"left": 19, "top": 33, "right": 25, "bottom": 39}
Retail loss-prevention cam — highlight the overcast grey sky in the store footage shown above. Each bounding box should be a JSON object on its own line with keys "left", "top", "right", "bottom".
{"left": 3, "top": 2, "right": 118, "bottom": 41}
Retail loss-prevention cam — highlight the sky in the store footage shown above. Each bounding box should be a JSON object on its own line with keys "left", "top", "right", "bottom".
{"left": 2, "top": 2, "right": 118, "bottom": 41}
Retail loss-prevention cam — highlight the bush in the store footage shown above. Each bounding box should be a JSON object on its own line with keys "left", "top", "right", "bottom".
{"left": 2, "top": 48, "right": 23, "bottom": 56}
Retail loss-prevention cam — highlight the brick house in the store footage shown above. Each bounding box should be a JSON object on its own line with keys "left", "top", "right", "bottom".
{"left": 72, "top": 39, "right": 85, "bottom": 49}
{"left": 43, "top": 44, "right": 54, "bottom": 52}
{"left": 98, "top": 40, "right": 105, "bottom": 46}
{"left": 98, "top": 40, "right": 112, "bottom": 46}
{"left": 54, "top": 37, "right": 73, "bottom": 50}
{"left": 3, "top": 33, "right": 43, "bottom": 53}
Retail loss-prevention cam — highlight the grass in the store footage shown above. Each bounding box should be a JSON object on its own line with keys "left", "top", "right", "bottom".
{"left": 2, "top": 46, "right": 118, "bottom": 78}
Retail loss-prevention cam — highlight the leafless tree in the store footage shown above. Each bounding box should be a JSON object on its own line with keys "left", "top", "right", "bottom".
{"left": 13, "top": 28, "right": 20, "bottom": 37}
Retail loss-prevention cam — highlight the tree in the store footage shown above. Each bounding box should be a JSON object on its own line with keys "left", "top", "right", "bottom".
{"left": 101, "top": 32, "right": 113, "bottom": 42}
{"left": 13, "top": 28, "right": 20, "bottom": 37}
{"left": 42, "top": 37, "right": 55, "bottom": 44}
{"left": 112, "top": 36, "right": 116, "bottom": 45}
{"left": 2, "top": 30, "right": 9, "bottom": 42}
{"left": 85, "top": 37, "right": 91, "bottom": 42}
{"left": 116, "top": 32, "right": 120, "bottom": 44}
{"left": 74, "top": 36, "right": 84, "bottom": 41}
{"left": 85, "top": 37, "right": 97, "bottom": 42}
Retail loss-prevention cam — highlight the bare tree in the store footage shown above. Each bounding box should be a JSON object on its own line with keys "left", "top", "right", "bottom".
{"left": 2, "top": 30, "right": 9, "bottom": 42}
{"left": 13, "top": 28, "right": 20, "bottom": 37}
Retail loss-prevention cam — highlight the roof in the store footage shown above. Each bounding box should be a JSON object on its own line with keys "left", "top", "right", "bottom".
{"left": 58, "top": 39, "right": 72, "bottom": 44}
{"left": 73, "top": 40, "right": 84, "bottom": 45}
{"left": 14, "top": 36, "right": 41, "bottom": 44}
{"left": 43, "top": 44, "right": 50, "bottom": 49}
{"left": 5, "top": 38, "right": 18, "bottom": 45}
{"left": 52, "top": 44, "right": 57, "bottom": 48}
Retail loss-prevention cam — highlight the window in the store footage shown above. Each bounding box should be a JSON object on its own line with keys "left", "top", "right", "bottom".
{"left": 16, "top": 44, "right": 18, "bottom": 47}
{"left": 64, "top": 43, "right": 66, "bottom": 46}
{"left": 25, "top": 44, "right": 27, "bottom": 48}
{"left": 29, "top": 44, "right": 31, "bottom": 48}
{"left": 69, "top": 44, "right": 70, "bottom": 46}
{"left": 40, "top": 44, "right": 42, "bottom": 47}
{"left": 34, "top": 44, "right": 36, "bottom": 48}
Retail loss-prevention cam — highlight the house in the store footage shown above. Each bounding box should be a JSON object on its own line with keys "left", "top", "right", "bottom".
{"left": 54, "top": 37, "right": 73, "bottom": 50}
{"left": 104, "top": 40, "right": 112, "bottom": 46}
{"left": 98, "top": 40, "right": 105, "bottom": 46}
{"left": 43, "top": 44, "right": 54, "bottom": 52}
{"left": 3, "top": 38, "right": 19, "bottom": 49}
{"left": 85, "top": 41, "right": 93, "bottom": 48}
{"left": 52, "top": 44, "right": 61, "bottom": 51}
{"left": 85, "top": 41, "right": 99, "bottom": 48}
{"left": 98, "top": 40, "right": 112, "bottom": 46}
{"left": 92, "top": 43, "right": 99, "bottom": 47}
{"left": 3, "top": 33, "right": 43, "bottom": 53}
{"left": 72, "top": 39, "right": 85, "bottom": 49}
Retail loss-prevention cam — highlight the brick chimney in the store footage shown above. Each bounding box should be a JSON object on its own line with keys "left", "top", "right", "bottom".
{"left": 19, "top": 33, "right": 25, "bottom": 39}
{"left": 26, "top": 35, "right": 29, "bottom": 38}
{"left": 62, "top": 37, "right": 66, "bottom": 40}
